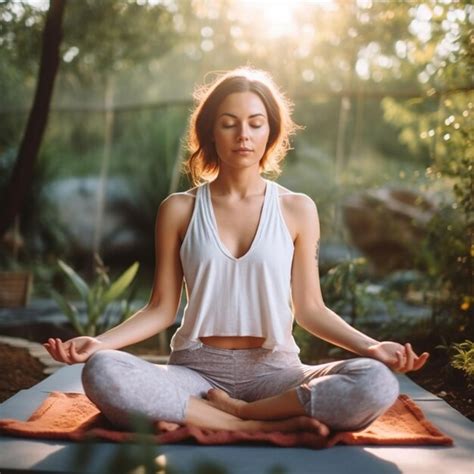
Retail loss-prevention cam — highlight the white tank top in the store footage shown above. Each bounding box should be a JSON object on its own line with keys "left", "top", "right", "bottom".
{"left": 170, "top": 179, "right": 300, "bottom": 353}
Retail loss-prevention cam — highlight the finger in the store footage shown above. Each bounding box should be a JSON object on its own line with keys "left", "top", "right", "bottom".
{"left": 55, "top": 338, "right": 73, "bottom": 364}
{"left": 404, "top": 343, "right": 415, "bottom": 371}
{"left": 395, "top": 351, "right": 405, "bottom": 372}
{"left": 42, "top": 342, "right": 56, "bottom": 360}
{"left": 46, "top": 338, "right": 61, "bottom": 361}
{"left": 70, "top": 343, "right": 89, "bottom": 363}
{"left": 413, "top": 352, "right": 430, "bottom": 371}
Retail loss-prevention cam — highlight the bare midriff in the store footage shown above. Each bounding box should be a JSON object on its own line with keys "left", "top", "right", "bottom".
{"left": 199, "top": 336, "right": 266, "bottom": 349}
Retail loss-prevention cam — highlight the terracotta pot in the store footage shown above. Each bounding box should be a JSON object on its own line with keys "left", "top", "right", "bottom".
{"left": 0, "top": 271, "right": 33, "bottom": 307}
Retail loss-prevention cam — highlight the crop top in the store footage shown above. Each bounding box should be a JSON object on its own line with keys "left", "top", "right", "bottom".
{"left": 169, "top": 179, "right": 300, "bottom": 353}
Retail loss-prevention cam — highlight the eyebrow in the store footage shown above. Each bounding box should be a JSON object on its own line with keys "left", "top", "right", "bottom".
{"left": 218, "top": 113, "right": 267, "bottom": 119}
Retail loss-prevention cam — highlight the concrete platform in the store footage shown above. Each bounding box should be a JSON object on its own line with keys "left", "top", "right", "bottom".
{"left": 0, "top": 365, "right": 472, "bottom": 474}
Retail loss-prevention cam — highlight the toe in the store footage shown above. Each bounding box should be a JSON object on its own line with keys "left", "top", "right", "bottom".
{"left": 207, "top": 388, "right": 228, "bottom": 400}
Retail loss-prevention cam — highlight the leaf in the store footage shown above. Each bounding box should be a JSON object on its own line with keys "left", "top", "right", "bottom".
{"left": 50, "top": 287, "right": 84, "bottom": 335}
{"left": 102, "top": 262, "right": 139, "bottom": 305}
{"left": 57, "top": 259, "right": 89, "bottom": 300}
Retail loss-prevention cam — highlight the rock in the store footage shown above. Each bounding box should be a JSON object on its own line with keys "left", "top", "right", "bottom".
{"left": 45, "top": 177, "right": 150, "bottom": 260}
{"left": 342, "top": 187, "right": 437, "bottom": 275}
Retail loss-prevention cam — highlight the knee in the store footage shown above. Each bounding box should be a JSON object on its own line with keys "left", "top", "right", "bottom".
{"left": 346, "top": 358, "right": 399, "bottom": 431}
{"left": 81, "top": 349, "right": 121, "bottom": 392}
{"left": 345, "top": 358, "right": 399, "bottom": 408}
{"left": 362, "top": 358, "right": 400, "bottom": 409}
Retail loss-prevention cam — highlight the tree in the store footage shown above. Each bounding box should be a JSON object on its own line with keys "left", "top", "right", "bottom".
{"left": 0, "top": 0, "right": 65, "bottom": 237}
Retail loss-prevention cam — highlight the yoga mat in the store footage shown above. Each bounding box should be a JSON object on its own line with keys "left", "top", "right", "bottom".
{"left": 0, "top": 392, "right": 453, "bottom": 449}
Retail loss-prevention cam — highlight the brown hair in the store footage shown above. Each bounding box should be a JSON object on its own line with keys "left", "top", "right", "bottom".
{"left": 183, "top": 67, "right": 300, "bottom": 186}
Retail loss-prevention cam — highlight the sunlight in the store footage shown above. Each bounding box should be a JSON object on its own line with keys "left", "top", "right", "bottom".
{"left": 260, "top": 1, "right": 298, "bottom": 38}
{"left": 239, "top": 0, "right": 335, "bottom": 38}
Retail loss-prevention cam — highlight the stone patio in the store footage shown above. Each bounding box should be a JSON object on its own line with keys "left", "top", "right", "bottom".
{"left": 0, "top": 359, "right": 472, "bottom": 473}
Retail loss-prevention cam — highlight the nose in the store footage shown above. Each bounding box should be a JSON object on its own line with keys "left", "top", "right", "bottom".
{"left": 237, "top": 123, "right": 250, "bottom": 142}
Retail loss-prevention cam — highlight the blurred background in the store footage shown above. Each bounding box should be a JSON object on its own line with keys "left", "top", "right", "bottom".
{"left": 0, "top": 0, "right": 472, "bottom": 372}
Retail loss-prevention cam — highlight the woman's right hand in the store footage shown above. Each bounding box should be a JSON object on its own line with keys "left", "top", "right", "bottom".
{"left": 43, "top": 337, "right": 105, "bottom": 364}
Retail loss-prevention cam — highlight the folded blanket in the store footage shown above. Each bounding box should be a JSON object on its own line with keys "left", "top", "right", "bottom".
{"left": 0, "top": 392, "right": 453, "bottom": 449}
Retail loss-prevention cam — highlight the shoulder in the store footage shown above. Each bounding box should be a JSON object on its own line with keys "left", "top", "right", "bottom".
{"left": 275, "top": 182, "right": 318, "bottom": 219}
{"left": 156, "top": 186, "right": 200, "bottom": 231}
{"left": 160, "top": 187, "right": 198, "bottom": 210}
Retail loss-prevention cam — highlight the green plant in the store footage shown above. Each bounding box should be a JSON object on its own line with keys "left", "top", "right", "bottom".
{"left": 321, "top": 257, "right": 397, "bottom": 327}
{"left": 50, "top": 253, "right": 139, "bottom": 336}
{"left": 450, "top": 339, "right": 474, "bottom": 388}
{"left": 414, "top": 204, "right": 473, "bottom": 340}
{"left": 381, "top": 11, "right": 472, "bottom": 346}
{"left": 321, "top": 257, "right": 369, "bottom": 325}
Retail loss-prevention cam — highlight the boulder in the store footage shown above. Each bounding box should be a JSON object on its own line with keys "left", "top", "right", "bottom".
{"left": 46, "top": 177, "right": 150, "bottom": 260}
{"left": 342, "top": 187, "right": 437, "bottom": 275}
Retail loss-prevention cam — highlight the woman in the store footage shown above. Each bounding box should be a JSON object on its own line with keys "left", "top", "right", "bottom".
{"left": 44, "top": 67, "right": 429, "bottom": 437}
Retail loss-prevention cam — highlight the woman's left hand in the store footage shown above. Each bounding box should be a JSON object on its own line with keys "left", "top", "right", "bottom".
{"left": 366, "top": 341, "right": 430, "bottom": 373}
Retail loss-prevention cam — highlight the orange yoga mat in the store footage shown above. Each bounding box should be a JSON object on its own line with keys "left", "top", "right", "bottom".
{"left": 0, "top": 392, "right": 453, "bottom": 449}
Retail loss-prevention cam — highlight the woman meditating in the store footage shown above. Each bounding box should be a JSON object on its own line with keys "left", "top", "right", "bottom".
{"left": 43, "top": 67, "right": 429, "bottom": 437}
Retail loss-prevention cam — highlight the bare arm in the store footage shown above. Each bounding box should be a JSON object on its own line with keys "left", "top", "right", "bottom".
{"left": 289, "top": 195, "right": 378, "bottom": 356}
{"left": 96, "top": 195, "right": 185, "bottom": 349}
{"left": 44, "top": 193, "right": 188, "bottom": 362}
{"left": 289, "top": 194, "right": 429, "bottom": 372}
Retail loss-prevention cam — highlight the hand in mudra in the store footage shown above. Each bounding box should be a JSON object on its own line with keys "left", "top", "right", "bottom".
{"left": 367, "top": 341, "right": 429, "bottom": 373}
{"left": 43, "top": 337, "right": 104, "bottom": 364}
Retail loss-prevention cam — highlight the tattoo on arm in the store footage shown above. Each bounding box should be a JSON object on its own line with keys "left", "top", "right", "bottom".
{"left": 315, "top": 238, "right": 320, "bottom": 263}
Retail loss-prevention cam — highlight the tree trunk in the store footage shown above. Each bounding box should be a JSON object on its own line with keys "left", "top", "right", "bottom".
{"left": 92, "top": 74, "right": 115, "bottom": 264}
{"left": 0, "top": 0, "right": 66, "bottom": 237}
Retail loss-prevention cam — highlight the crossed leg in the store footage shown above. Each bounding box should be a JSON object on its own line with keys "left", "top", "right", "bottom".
{"left": 205, "top": 357, "right": 400, "bottom": 433}
{"left": 81, "top": 349, "right": 329, "bottom": 436}
{"left": 185, "top": 396, "right": 330, "bottom": 435}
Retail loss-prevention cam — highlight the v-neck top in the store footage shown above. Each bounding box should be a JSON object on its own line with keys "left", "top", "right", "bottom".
{"left": 170, "top": 179, "right": 299, "bottom": 353}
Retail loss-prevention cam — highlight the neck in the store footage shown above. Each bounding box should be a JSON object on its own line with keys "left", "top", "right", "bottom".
{"left": 211, "top": 168, "right": 266, "bottom": 198}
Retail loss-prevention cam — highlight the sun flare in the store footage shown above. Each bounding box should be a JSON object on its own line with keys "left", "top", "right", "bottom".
{"left": 240, "top": 0, "right": 335, "bottom": 38}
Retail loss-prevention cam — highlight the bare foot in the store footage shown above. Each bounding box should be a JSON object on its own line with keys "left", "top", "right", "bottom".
{"left": 206, "top": 388, "right": 246, "bottom": 417}
{"left": 245, "top": 415, "right": 330, "bottom": 437}
{"left": 186, "top": 395, "right": 330, "bottom": 437}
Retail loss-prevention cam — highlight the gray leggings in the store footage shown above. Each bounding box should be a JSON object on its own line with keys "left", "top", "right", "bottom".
{"left": 81, "top": 344, "right": 399, "bottom": 432}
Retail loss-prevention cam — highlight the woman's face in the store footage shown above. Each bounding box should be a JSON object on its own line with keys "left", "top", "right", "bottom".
{"left": 212, "top": 91, "right": 270, "bottom": 170}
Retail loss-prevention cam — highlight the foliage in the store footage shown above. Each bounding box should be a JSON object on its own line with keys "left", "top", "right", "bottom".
{"left": 119, "top": 105, "right": 189, "bottom": 247}
{"left": 1, "top": 1, "right": 471, "bottom": 345}
{"left": 436, "top": 339, "right": 474, "bottom": 389}
{"left": 50, "top": 254, "right": 139, "bottom": 336}
{"left": 321, "top": 258, "right": 397, "bottom": 326}
{"left": 380, "top": 1, "right": 472, "bottom": 344}
{"left": 414, "top": 204, "right": 473, "bottom": 339}
{"left": 449, "top": 340, "right": 474, "bottom": 388}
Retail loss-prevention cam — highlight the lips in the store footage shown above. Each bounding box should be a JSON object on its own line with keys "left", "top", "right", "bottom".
{"left": 233, "top": 148, "right": 253, "bottom": 152}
